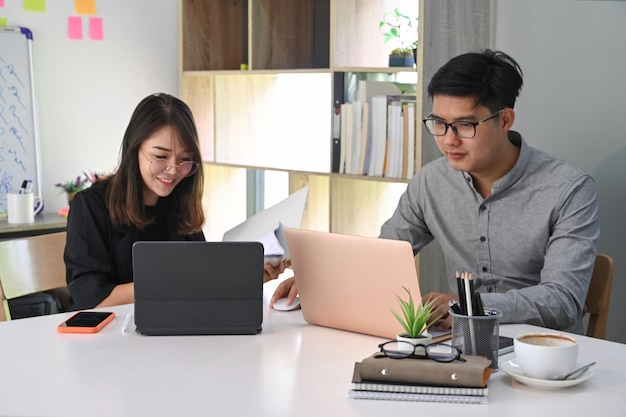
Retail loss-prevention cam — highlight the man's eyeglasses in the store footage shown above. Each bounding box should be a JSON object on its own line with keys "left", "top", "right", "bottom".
{"left": 376, "top": 341, "right": 466, "bottom": 363}
{"left": 422, "top": 109, "right": 504, "bottom": 139}
{"left": 140, "top": 150, "right": 199, "bottom": 178}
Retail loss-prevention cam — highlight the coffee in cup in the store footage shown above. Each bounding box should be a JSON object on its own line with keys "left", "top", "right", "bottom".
{"left": 513, "top": 333, "right": 579, "bottom": 380}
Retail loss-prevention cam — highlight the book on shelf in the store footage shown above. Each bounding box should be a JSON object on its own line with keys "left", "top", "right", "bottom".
{"left": 339, "top": 102, "right": 351, "bottom": 174}
{"left": 368, "top": 95, "right": 389, "bottom": 177}
{"left": 331, "top": 72, "right": 344, "bottom": 173}
{"left": 338, "top": 79, "right": 411, "bottom": 178}
{"left": 348, "top": 361, "right": 489, "bottom": 404}
{"left": 361, "top": 102, "right": 373, "bottom": 175}
{"left": 402, "top": 101, "right": 416, "bottom": 179}
{"left": 358, "top": 101, "right": 371, "bottom": 175}
{"left": 349, "top": 100, "right": 363, "bottom": 175}
{"left": 383, "top": 99, "right": 402, "bottom": 178}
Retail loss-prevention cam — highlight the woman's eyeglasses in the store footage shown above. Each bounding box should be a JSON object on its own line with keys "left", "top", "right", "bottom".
{"left": 376, "top": 341, "right": 466, "bottom": 363}
{"left": 141, "top": 150, "right": 199, "bottom": 178}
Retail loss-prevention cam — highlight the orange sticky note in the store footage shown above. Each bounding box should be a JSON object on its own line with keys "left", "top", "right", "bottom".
{"left": 89, "top": 17, "right": 103, "bottom": 41}
{"left": 24, "top": 0, "right": 45, "bottom": 12}
{"left": 68, "top": 16, "right": 83, "bottom": 40}
{"left": 75, "top": 0, "right": 96, "bottom": 15}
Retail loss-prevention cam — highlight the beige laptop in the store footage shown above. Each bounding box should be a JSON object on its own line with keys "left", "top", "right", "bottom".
{"left": 284, "top": 228, "right": 423, "bottom": 340}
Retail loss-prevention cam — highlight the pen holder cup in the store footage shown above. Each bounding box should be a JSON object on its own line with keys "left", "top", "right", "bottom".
{"left": 450, "top": 309, "right": 501, "bottom": 371}
{"left": 7, "top": 192, "right": 42, "bottom": 224}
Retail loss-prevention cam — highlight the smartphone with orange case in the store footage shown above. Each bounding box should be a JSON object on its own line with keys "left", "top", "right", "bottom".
{"left": 57, "top": 311, "right": 116, "bottom": 333}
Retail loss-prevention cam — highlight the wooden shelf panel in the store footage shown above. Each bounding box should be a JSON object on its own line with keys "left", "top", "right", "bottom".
{"left": 329, "top": 176, "right": 408, "bottom": 237}
{"left": 182, "top": 0, "right": 247, "bottom": 71}
{"left": 181, "top": 74, "right": 215, "bottom": 162}
{"left": 251, "top": 0, "right": 330, "bottom": 70}
{"left": 213, "top": 72, "right": 331, "bottom": 172}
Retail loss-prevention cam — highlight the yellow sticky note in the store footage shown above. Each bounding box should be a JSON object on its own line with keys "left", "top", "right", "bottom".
{"left": 24, "top": 0, "right": 46, "bottom": 12}
{"left": 75, "top": 0, "right": 96, "bottom": 15}
{"left": 0, "top": 18, "right": 7, "bottom": 27}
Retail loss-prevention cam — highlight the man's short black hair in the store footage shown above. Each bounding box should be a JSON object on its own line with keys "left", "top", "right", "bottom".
{"left": 427, "top": 49, "right": 524, "bottom": 112}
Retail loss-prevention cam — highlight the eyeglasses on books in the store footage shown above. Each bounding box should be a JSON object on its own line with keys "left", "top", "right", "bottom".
{"left": 376, "top": 341, "right": 467, "bottom": 363}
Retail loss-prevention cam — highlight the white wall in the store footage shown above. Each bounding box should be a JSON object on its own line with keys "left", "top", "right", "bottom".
{"left": 494, "top": 0, "right": 626, "bottom": 342}
{"left": 2, "top": 0, "right": 178, "bottom": 212}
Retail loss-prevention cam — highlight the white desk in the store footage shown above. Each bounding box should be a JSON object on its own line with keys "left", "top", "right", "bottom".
{"left": 0, "top": 301, "right": 624, "bottom": 417}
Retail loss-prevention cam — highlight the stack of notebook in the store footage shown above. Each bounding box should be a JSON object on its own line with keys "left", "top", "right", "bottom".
{"left": 348, "top": 353, "right": 492, "bottom": 404}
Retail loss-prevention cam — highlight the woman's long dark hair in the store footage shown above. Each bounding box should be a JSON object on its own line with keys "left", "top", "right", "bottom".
{"left": 106, "top": 93, "right": 205, "bottom": 234}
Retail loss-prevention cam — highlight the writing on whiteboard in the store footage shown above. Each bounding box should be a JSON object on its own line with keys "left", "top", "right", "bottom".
{"left": 0, "top": 31, "right": 39, "bottom": 212}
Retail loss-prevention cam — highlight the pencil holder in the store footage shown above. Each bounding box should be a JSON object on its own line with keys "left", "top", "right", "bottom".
{"left": 450, "top": 309, "right": 501, "bottom": 371}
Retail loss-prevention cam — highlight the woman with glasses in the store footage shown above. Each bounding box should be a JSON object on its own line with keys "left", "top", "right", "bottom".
{"left": 65, "top": 93, "right": 286, "bottom": 310}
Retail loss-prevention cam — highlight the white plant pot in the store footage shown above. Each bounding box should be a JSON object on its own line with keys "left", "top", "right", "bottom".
{"left": 397, "top": 332, "right": 432, "bottom": 354}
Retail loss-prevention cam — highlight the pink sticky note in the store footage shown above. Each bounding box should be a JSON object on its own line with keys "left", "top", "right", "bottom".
{"left": 68, "top": 16, "right": 83, "bottom": 40}
{"left": 89, "top": 17, "right": 103, "bottom": 40}
{"left": 0, "top": 1, "right": 5, "bottom": 8}
{"left": 75, "top": 0, "right": 96, "bottom": 15}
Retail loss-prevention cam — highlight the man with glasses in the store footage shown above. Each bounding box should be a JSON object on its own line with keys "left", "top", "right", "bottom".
{"left": 380, "top": 49, "right": 599, "bottom": 334}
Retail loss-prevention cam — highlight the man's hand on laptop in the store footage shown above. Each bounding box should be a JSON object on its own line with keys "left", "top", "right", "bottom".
{"left": 269, "top": 277, "right": 300, "bottom": 310}
{"left": 422, "top": 292, "right": 459, "bottom": 330}
{"left": 263, "top": 258, "right": 291, "bottom": 283}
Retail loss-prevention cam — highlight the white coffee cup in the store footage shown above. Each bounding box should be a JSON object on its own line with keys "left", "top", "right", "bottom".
{"left": 514, "top": 332, "right": 579, "bottom": 380}
{"left": 7, "top": 192, "right": 43, "bottom": 224}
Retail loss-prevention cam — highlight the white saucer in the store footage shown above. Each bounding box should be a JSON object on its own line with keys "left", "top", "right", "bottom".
{"left": 501, "top": 360, "right": 593, "bottom": 390}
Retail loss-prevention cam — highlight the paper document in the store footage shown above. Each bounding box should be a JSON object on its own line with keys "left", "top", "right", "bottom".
{"left": 256, "top": 222, "right": 286, "bottom": 258}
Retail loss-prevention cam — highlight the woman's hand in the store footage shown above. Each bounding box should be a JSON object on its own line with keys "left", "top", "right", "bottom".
{"left": 269, "top": 277, "right": 299, "bottom": 310}
{"left": 263, "top": 258, "right": 291, "bottom": 283}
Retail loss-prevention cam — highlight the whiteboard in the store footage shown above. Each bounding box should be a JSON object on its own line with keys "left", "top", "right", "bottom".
{"left": 0, "top": 27, "right": 42, "bottom": 212}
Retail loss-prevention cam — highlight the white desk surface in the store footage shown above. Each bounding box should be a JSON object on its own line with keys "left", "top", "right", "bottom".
{"left": 0, "top": 289, "right": 624, "bottom": 417}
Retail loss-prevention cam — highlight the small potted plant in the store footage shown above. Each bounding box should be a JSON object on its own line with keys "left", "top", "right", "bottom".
{"left": 55, "top": 175, "right": 89, "bottom": 204}
{"left": 379, "top": 8, "right": 418, "bottom": 67}
{"left": 391, "top": 286, "right": 440, "bottom": 352}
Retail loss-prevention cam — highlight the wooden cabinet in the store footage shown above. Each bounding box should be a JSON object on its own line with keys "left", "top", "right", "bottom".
{"left": 179, "top": 0, "right": 490, "bottom": 253}
{"left": 180, "top": 0, "right": 418, "bottom": 241}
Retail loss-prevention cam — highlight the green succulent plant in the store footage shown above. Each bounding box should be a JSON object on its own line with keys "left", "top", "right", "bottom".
{"left": 391, "top": 286, "right": 440, "bottom": 338}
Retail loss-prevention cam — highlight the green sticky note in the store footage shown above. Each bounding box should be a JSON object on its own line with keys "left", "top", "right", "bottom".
{"left": 0, "top": 18, "right": 7, "bottom": 27}
{"left": 24, "top": 0, "right": 46, "bottom": 12}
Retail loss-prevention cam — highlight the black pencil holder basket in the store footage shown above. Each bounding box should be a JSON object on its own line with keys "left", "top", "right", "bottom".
{"left": 450, "top": 308, "right": 501, "bottom": 371}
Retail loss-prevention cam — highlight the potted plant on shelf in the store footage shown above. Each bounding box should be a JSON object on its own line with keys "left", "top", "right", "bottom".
{"left": 379, "top": 8, "right": 418, "bottom": 67}
{"left": 391, "top": 287, "right": 440, "bottom": 353}
{"left": 55, "top": 175, "right": 89, "bottom": 204}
